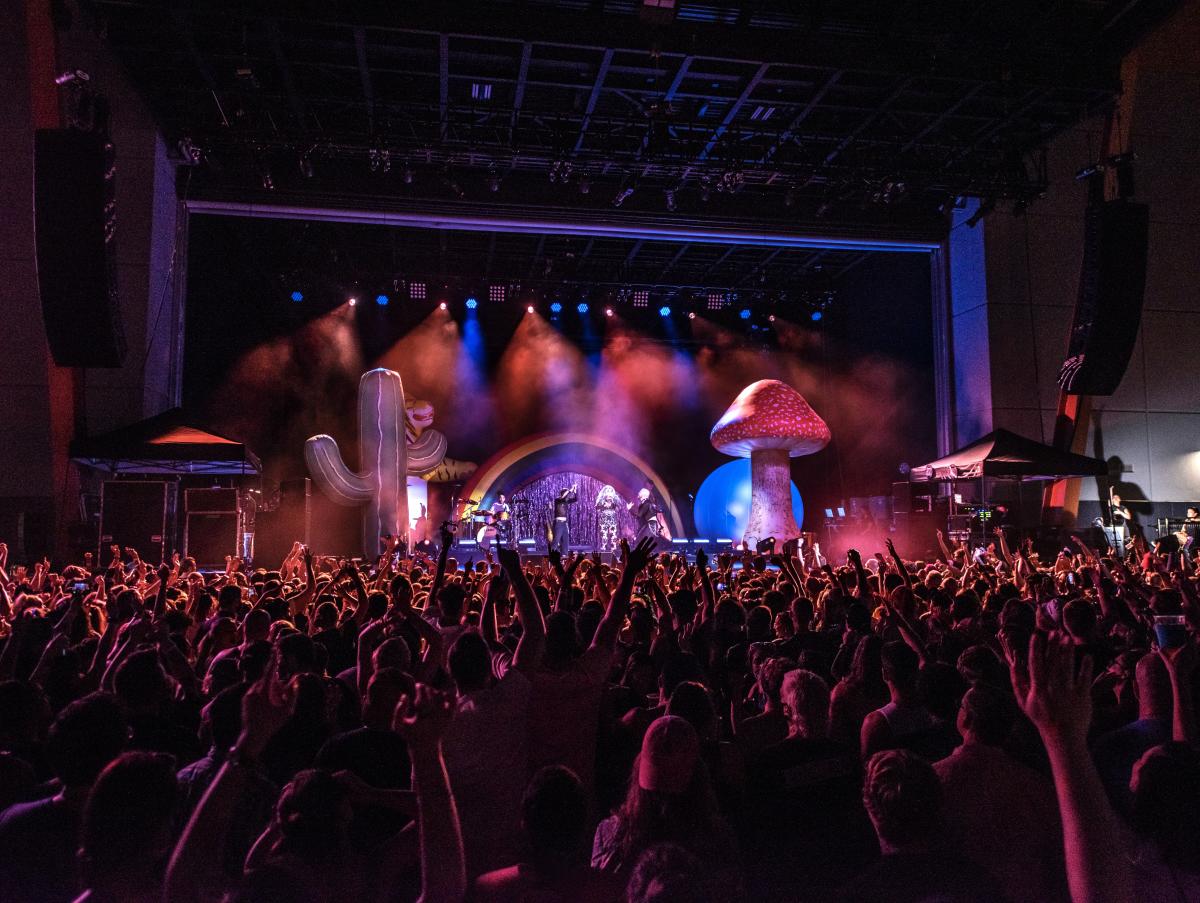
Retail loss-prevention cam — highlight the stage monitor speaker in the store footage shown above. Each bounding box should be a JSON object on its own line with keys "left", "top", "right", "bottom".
{"left": 185, "top": 512, "right": 239, "bottom": 568}
{"left": 34, "top": 129, "right": 125, "bottom": 367}
{"left": 1057, "top": 199, "right": 1149, "bottom": 396}
{"left": 99, "top": 481, "right": 167, "bottom": 563}
{"left": 185, "top": 488, "right": 238, "bottom": 513}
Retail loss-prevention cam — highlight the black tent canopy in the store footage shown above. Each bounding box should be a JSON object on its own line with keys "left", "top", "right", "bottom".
{"left": 910, "top": 429, "right": 1107, "bottom": 483}
{"left": 71, "top": 409, "right": 260, "bottom": 475}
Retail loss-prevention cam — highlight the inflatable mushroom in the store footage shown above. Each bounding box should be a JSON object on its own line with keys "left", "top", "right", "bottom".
{"left": 710, "top": 379, "right": 830, "bottom": 547}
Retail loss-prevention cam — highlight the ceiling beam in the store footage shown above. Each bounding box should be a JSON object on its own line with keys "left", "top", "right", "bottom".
{"left": 353, "top": 27, "right": 375, "bottom": 134}
{"left": 572, "top": 48, "right": 615, "bottom": 154}
{"left": 656, "top": 244, "right": 690, "bottom": 281}
{"left": 266, "top": 20, "right": 307, "bottom": 128}
{"left": 439, "top": 34, "right": 450, "bottom": 141}
{"left": 510, "top": 41, "right": 532, "bottom": 137}
{"left": 899, "top": 82, "right": 985, "bottom": 154}
{"left": 698, "top": 62, "right": 770, "bottom": 162}
{"left": 823, "top": 77, "right": 913, "bottom": 166}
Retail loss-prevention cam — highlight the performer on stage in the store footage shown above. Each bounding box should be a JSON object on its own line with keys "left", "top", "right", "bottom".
{"left": 1185, "top": 506, "right": 1200, "bottom": 551}
{"left": 595, "top": 484, "right": 622, "bottom": 552}
{"left": 628, "top": 488, "right": 667, "bottom": 542}
{"left": 491, "top": 492, "right": 512, "bottom": 549}
{"left": 550, "top": 485, "right": 577, "bottom": 554}
{"left": 1107, "top": 490, "right": 1132, "bottom": 550}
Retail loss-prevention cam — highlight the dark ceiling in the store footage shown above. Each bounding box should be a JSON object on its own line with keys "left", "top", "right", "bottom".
{"left": 205, "top": 216, "right": 867, "bottom": 310}
{"left": 84, "top": 0, "right": 1179, "bottom": 235}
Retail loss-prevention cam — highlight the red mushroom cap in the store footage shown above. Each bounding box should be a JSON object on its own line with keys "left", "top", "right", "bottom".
{"left": 710, "top": 379, "right": 831, "bottom": 457}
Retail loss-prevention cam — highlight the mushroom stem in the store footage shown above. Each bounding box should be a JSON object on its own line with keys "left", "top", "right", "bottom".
{"left": 745, "top": 447, "right": 801, "bottom": 547}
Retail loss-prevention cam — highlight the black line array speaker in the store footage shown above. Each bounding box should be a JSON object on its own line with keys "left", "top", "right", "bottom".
{"left": 1057, "top": 199, "right": 1149, "bottom": 396}
{"left": 99, "top": 481, "right": 167, "bottom": 563}
{"left": 34, "top": 128, "right": 126, "bottom": 367}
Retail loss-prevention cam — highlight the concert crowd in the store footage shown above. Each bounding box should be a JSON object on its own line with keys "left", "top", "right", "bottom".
{"left": 0, "top": 526, "right": 1197, "bottom": 903}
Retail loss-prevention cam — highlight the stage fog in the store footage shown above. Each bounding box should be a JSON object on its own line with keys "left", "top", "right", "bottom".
{"left": 184, "top": 216, "right": 937, "bottom": 554}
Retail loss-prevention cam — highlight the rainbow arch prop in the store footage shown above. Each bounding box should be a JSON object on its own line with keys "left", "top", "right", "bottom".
{"left": 459, "top": 432, "right": 685, "bottom": 537}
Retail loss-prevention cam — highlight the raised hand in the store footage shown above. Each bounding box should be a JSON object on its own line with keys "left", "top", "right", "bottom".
{"left": 1007, "top": 632, "right": 1093, "bottom": 745}
{"left": 496, "top": 544, "right": 521, "bottom": 575}
{"left": 847, "top": 548, "right": 862, "bottom": 566}
{"left": 695, "top": 547, "right": 708, "bottom": 570}
{"left": 235, "top": 660, "right": 294, "bottom": 758}
{"left": 392, "top": 684, "right": 455, "bottom": 754}
{"left": 438, "top": 525, "right": 454, "bottom": 550}
{"left": 624, "top": 537, "right": 657, "bottom": 575}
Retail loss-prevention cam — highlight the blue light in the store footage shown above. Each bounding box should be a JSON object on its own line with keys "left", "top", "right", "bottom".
{"left": 466, "top": 297, "right": 478, "bottom": 309}
{"left": 375, "top": 294, "right": 389, "bottom": 306}
{"left": 811, "top": 310, "right": 823, "bottom": 321}
{"left": 577, "top": 302, "right": 589, "bottom": 314}
{"left": 658, "top": 305, "right": 671, "bottom": 317}
{"left": 739, "top": 308, "right": 751, "bottom": 319}
{"left": 550, "top": 302, "right": 563, "bottom": 314}
{"left": 290, "top": 290, "right": 304, "bottom": 302}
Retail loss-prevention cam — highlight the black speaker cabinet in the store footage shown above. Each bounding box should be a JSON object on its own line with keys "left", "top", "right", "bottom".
{"left": 185, "top": 512, "right": 239, "bottom": 568}
{"left": 1058, "top": 199, "right": 1150, "bottom": 396}
{"left": 184, "top": 488, "right": 238, "bottom": 513}
{"left": 34, "top": 129, "right": 125, "bottom": 367}
{"left": 99, "top": 481, "right": 167, "bottom": 563}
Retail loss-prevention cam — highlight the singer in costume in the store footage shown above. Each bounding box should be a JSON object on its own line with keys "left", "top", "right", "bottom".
{"left": 595, "top": 484, "right": 622, "bottom": 552}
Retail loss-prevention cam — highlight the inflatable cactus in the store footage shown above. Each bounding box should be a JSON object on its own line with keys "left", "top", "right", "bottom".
{"left": 305, "top": 369, "right": 447, "bottom": 556}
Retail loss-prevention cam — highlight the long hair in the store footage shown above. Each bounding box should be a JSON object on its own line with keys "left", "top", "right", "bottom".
{"left": 846, "top": 634, "right": 887, "bottom": 697}
{"left": 613, "top": 754, "right": 721, "bottom": 868}
{"left": 596, "top": 484, "right": 620, "bottom": 508}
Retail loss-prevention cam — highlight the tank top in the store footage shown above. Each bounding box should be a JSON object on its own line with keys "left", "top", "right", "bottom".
{"left": 877, "top": 700, "right": 936, "bottom": 738}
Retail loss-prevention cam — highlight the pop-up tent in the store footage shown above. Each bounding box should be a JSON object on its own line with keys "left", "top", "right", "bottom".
{"left": 71, "top": 409, "right": 260, "bottom": 475}
{"left": 909, "top": 428, "right": 1107, "bottom": 483}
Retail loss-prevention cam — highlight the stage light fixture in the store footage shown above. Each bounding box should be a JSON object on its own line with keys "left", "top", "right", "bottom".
{"left": 439, "top": 301, "right": 448, "bottom": 310}
{"left": 768, "top": 314, "right": 776, "bottom": 323}
{"left": 688, "top": 311, "right": 696, "bottom": 320}
{"left": 550, "top": 301, "right": 563, "bottom": 314}
{"left": 664, "top": 188, "right": 676, "bottom": 212}
{"left": 605, "top": 307, "right": 614, "bottom": 317}
{"left": 811, "top": 310, "right": 822, "bottom": 322}
{"left": 488, "top": 284, "right": 505, "bottom": 303}
{"left": 466, "top": 297, "right": 478, "bottom": 309}
{"left": 613, "top": 186, "right": 634, "bottom": 207}
{"left": 375, "top": 294, "right": 389, "bottom": 306}
{"left": 290, "top": 291, "right": 304, "bottom": 303}
{"left": 578, "top": 175, "right": 590, "bottom": 195}
{"left": 402, "top": 162, "right": 415, "bottom": 184}
{"left": 577, "top": 302, "right": 589, "bottom": 314}
{"left": 739, "top": 308, "right": 751, "bottom": 320}
{"left": 348, "top": 297, "right": 358, "bottom": 307}
{"left": 633, "top": 290, "right": 649, "bottom": 308}
{"left": 409, "top": 282, "right": 427, "bottom": 300}
{"left": 486, "top": 166, "right": 501, "bottom": 193}
{"left": 659, "top": 305, "right": 671, "bottom": 317}
{"left": 298, "top": 152, "right": 315, "bottom": 180}
{"left": 527, "top": 304, "right": 535, "bottom": 314}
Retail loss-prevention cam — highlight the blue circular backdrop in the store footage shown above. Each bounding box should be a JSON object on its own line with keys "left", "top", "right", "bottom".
{"left": 693, "top": 458, "right": 804, "bottom": 540}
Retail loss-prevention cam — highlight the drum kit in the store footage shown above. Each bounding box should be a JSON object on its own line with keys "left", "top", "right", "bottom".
{"left": 446, "top": 498, "right": 527, "bottom": 549}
